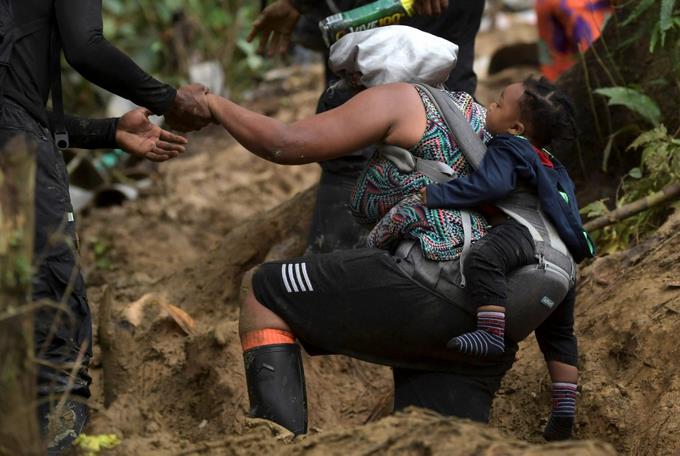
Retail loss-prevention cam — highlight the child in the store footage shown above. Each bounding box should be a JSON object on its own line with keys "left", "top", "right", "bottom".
{"left": 420, "top": 76, "right": 591, "bottom": 440}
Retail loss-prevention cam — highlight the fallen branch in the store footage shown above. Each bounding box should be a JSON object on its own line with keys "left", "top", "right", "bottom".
{"left": 584, "top": 183, "right": 680, "bottom": 232}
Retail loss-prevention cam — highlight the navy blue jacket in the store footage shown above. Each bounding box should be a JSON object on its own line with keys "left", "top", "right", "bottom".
{"left": 426, "top": 134, "right": 595, "bottom": 263}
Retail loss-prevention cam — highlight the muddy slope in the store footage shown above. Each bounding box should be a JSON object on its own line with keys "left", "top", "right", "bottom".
{"left": 77, "top": 54, "right": 680, "bottom": 455}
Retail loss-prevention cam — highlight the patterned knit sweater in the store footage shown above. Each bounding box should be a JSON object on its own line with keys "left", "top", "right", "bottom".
{"left": 350, "top": 86, "right": 492, "bottom": 261}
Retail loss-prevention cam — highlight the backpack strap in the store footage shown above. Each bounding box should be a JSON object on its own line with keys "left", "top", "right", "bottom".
{"left": 0, "top": 0, "right": 50, "bottom": 98}
{"left": 0, "top": 4, "right": 64, "bottom": 147}
{"left": 48, "top": 24, "right": 68, "bottom": 149}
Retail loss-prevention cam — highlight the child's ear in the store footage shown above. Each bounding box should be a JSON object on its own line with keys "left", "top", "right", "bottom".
{"left": 509, "top": 121, "right": 525, "bottom": 136}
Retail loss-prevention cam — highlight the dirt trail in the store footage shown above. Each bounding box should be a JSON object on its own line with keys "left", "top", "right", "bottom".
{"left": 74, "top": 21, "right": 680, "bottom": 456}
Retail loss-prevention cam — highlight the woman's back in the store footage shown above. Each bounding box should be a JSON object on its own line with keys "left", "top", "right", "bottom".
{"left": 351, "top": 86, "right": 491, "bottom": 260}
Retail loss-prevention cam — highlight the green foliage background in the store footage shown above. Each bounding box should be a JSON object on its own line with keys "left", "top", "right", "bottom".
{"left": 579, "top": 0, "right": 680, "bottom": 253}
{"left": 63, "top": 0, "right": 266, "bottom": 115}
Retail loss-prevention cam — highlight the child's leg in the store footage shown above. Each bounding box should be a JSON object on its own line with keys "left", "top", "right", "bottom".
{"left": 543, "top": 360, "right": 578, "bottom": 441}
{"left": 448, "top": 219, "right": 536, "bottom": 356}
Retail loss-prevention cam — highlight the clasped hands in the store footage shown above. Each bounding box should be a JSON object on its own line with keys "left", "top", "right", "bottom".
{"left": 116, "top": 83, "right": 215, "bottom": 162}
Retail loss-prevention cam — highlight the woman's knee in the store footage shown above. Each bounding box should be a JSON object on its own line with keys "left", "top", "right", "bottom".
{"left": 238, "top": 266, "right": 290, "bottom": 336}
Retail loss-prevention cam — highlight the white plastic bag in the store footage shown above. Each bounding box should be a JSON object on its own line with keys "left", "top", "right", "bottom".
{"left": 328, "top": 25, "right": 458, "bottom": 88}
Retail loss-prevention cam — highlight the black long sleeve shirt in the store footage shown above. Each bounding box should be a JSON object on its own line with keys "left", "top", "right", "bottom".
{"left": 4, "top": 0, "right": 176, "bottom": 141}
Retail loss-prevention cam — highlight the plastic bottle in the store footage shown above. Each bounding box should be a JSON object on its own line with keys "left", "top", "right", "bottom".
{"left": 319, "top": 0, "right": 415, "bottom": 47}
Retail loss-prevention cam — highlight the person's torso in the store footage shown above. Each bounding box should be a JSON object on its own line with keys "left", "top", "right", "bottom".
{"left": 2, "top": 0, "right": 56, "bottom": 125}
{"left": 352, "top": 86, "right": 491, "bottom": 261}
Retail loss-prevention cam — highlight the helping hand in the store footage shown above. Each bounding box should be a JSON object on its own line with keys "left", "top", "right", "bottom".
{"left": 413, "top": 0, "right": 449, "bottom": 16}
{"left": 247, "top": 0, "right": 301, "bottom": 57}
{"left": 165, "top": 83, "right": 213, "bottom": 132}
{"left": 115, "top": 108, "right": 188, "bottom": 162}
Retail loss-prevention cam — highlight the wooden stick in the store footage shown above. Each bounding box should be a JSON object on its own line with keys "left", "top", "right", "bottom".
{"left": 0, "top": 135, "right": 41, "bottom": 454}
{"left": 584, "top": 182, "right": 680, "bottom": 231}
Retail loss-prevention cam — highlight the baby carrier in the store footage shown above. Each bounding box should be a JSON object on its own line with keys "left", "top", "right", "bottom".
{"left": 381, "top": 84, "right": 577, "bottom": 342}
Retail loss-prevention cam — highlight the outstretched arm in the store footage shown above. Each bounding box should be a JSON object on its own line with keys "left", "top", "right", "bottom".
{"left": 207, "top": 83, "right": 426, "bottom": 165}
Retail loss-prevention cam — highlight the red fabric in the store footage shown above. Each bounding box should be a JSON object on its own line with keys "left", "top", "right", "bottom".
{"left": 533, "top": 145, "right": 555, "bottom": 168}
{"left": 536, "top": 0, "right": 613, "bottom": 81}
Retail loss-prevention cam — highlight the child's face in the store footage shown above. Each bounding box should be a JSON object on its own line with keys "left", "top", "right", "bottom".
{"left": 485, "top": 82, "right": 526, "bottom": 136}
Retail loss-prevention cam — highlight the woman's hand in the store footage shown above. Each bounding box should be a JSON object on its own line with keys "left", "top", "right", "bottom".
{"left": 115, "top": 108, "right": 188, "bottom": 162}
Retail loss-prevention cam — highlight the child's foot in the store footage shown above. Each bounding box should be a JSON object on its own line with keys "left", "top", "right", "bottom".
{"left": 543, "top": 382, "right": 577, "bottom": 441}
{"left": 447, "top": 311, "right": 505, "bottom": 356}
{"left": 543, "top": 415, "right": 574, "bottom": 441}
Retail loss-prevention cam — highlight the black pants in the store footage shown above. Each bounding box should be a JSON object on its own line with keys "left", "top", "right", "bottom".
{"left": 0, "top": 99, "right": 92, "bottom": 399}
{"left": 393, "top": 368, "right": 502, "bottom": 423}
{"left": 390, "top": 221, "right": 532, "bottom": 421}
{"left": 465, "top": 218, "right": 537, "bottom": 308}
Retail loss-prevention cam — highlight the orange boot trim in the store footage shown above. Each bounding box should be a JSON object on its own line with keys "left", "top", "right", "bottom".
{"left": 241, "top": 328, "right": 296, "bottom": 351}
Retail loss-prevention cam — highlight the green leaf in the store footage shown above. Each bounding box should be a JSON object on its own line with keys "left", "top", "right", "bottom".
{"left": 580, "top": 199, "right": 609, "bottom": 219}
{"left": 622, "top": 0, "right": 656, "bottom": 26}
{"left": 650, "top": 25, "right": 660, "bottom": 52}
{"left": 628, "top": 167, "right": 643, "bottom": 179}
{"left": 660, "top": 0, "right": 678, "bottom": 32}
{"left": 628, "top": 125, "right": 669, "bottom": 150}
{"left": 594, "top": 87, "right": 662, "bottom": 126}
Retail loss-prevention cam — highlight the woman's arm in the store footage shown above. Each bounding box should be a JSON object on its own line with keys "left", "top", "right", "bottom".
{"left": 207, "top": 83, "right": 426, "bottom": 165}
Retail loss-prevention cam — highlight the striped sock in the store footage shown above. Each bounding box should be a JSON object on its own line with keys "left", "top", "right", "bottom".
{"left": 447, "top": 311, "right": 505, "bottom": 356}
{"left": 543, "top": 382, "right": 577, "bottom": 441}
{"left": 241, "top": 328, "right": 296, "bottom": 352}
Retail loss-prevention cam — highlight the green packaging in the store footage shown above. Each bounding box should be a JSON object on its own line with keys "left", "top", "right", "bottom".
{"left": 319, "top": 0, "right": 415, "bottom": 47}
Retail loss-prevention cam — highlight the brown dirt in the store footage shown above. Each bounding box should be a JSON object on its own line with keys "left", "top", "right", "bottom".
{"left": 72, "top": 21, "right": 680, "bottom": 456}
{"left": 491, "top": 212, "right": 680, "bottom": 456}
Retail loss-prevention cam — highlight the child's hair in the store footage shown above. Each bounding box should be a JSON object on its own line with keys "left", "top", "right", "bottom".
{"left": 519, "top": 76, "right": 577, "bottom": 149}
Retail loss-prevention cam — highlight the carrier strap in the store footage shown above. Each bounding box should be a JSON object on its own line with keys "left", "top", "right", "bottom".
{"left": 414, "top": 84, "right": 487, "bottom": 170}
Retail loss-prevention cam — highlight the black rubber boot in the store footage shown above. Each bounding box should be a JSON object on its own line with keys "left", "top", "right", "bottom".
{"left": 243, "top": 343, "right": 308, "bottom": 435}
{"left": 38, "top": 396, "right": 89, "bottom": 455}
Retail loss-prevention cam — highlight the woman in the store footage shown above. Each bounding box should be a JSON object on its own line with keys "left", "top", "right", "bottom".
{"left": 201, "top": 27, "right": 577, "bottom": 439}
